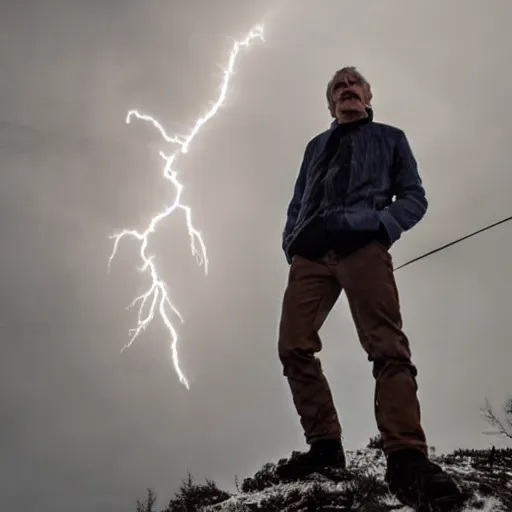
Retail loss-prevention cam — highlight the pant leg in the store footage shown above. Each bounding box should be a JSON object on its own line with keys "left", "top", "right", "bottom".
{"left": 278, "top": 254, "right": 342, "bottom": 444}
{"left": 334, "top": 242, "right": 428, "bottom": 456}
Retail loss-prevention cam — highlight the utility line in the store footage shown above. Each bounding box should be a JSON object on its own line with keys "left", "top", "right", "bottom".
{"left": 395, "top": 214, "right": 512, "bottom": 271}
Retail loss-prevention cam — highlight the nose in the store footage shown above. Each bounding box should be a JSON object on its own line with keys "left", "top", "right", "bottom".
{"left": 336, "top": 82, "right": 352, "bottom": 95}
{"left": 337, "top": 86, "right": 354, "bottom": 100}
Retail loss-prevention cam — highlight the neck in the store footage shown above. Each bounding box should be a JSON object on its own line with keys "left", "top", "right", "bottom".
{"left": 336, "top": 109, "right": 368, "bottom": 124}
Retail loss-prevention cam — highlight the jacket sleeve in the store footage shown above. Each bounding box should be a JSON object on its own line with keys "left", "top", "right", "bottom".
{"left": 282, "top": 141, "right": 312, "bottom": 256}
{"left": 379, "top": 130, "right": 428, "bottom": 245}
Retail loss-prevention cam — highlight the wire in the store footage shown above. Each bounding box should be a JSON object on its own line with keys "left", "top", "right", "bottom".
{"left": 394, "top": 214, "right": 512, "bottom": 271}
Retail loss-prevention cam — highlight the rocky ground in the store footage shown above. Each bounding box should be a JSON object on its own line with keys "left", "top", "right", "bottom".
{"left": 137, "top": 447, "right": 512, "bottom": 511}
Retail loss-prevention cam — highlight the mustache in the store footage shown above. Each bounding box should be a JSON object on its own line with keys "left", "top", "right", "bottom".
{"left": 340, "top": 90, "right": 362, "bottom": 101}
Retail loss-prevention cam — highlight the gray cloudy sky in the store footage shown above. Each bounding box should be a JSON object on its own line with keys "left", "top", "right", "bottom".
{"left": 1, "top": 1, "right": 511, "bottom": 511}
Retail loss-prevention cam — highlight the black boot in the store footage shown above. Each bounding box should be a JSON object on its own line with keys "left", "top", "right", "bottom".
{"left": 276, "top": 439, "right": 346, "bottom": 480}
{"left": 385, "top": 448, "right": 464, "bottom": 511}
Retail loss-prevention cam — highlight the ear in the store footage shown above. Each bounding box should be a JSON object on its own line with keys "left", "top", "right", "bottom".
{"left": 364, "top": 84, "right": 373, "bottom": 104}
{"left": 327, "top": 101, "right": 336, "bottom": 118}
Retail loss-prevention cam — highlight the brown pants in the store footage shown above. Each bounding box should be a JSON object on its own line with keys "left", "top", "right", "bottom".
{"left": 278, "top": 241, "right": 428, "bottom": 456}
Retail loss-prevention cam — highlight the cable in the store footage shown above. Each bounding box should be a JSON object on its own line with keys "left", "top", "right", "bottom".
{"left": 394, "top": 214, "right": 512, "bottom": 271}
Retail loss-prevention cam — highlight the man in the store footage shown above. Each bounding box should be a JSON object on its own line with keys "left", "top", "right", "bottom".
{"left": 277, "top": 66, "right": 463, "bottom": 509}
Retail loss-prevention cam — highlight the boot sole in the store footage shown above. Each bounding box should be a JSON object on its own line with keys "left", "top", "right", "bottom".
{"left": 430, "top": 493, "right": 466, "bottom": 511}
{"left": 276, "top": 464, "right": 347, "bottom": 482}
{"left": 395, "top": 488, "right": 465, "bottom": 512}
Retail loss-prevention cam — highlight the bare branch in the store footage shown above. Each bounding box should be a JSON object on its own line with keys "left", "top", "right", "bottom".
{"left": 480, "top": 397, "right": 512, "bottom": 440}
{"left": 136, "top": 488, "right": 157, "bottom": 512}
{"left": 504, "top": 395, "right": 512, "bottom": 415}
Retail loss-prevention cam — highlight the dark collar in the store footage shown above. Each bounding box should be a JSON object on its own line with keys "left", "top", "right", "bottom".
{"left": 329, "top": 107, "right": 373, "bottom": 132}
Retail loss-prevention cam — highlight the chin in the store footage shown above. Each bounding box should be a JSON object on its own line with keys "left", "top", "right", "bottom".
{"left": 337, "top": 106, "right": 365, "bottom": 117}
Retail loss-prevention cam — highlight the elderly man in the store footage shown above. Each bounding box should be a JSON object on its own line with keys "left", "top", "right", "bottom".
{"left": 277, "top": 66, "right": 462, "bottom": 509}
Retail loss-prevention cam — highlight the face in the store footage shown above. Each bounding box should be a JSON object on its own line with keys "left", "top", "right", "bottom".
{"left": 330, "top": 71, "right": 369, "bottom": 121}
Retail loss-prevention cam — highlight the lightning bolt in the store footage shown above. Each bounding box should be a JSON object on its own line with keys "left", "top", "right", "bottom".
{"left": 108, "top": 25, "right": 264, "bottom": 389}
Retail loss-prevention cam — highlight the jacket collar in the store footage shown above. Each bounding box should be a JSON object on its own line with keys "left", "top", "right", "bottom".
{"left": 329, "top": 107, "right": 373, "bottom": 131}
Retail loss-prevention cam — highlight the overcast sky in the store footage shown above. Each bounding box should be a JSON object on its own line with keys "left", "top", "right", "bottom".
{"left": 1, "top": 1, "right": 511, "bottom": 511}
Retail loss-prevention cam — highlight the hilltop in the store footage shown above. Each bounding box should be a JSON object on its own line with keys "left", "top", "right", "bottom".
{"left": 136, "top": 446, "right": 512, "bottom": 511}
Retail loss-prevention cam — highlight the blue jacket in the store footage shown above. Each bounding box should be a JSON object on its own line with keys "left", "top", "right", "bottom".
{"left": 282, "top": 116, "right": 428, "bottom": 263}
